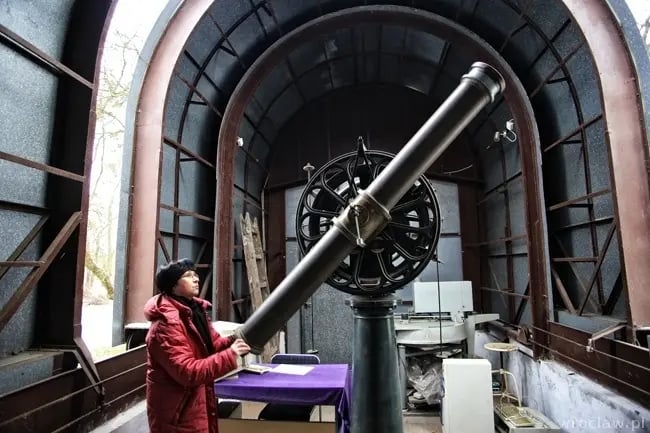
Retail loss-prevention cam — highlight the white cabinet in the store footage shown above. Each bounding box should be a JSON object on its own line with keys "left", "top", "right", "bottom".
{"left": 442, "top": 358, "right": 494, "bottom": 433}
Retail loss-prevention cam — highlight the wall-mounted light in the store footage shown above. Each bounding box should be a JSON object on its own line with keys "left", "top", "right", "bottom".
{"left": 236, "top": 137, "right": 244, "bottom": 147}
{"left": 493, "top": 119, "right": 517, "bottom": 143}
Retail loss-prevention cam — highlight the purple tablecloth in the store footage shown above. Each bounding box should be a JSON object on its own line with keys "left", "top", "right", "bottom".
{"left": 215, "top": 363, "right": 351, "bottom": 433}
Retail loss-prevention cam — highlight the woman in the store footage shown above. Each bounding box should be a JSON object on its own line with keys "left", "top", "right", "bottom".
{"left": 144, "top": 258, "right": 250, "bottom": 433}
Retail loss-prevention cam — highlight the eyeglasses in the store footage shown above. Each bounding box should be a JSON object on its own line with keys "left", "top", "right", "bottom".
{"left": 180, "top": 271, "right": 199, "bottom": 279}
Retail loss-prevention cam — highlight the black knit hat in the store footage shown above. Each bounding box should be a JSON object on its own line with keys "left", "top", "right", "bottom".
{"left": 155, "top": 258, "right": 196, "bottom": 293}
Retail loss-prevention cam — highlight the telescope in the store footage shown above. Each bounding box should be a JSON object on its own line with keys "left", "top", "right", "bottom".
{"left": 235, "top": 62, "right": 506, "bottom": 433}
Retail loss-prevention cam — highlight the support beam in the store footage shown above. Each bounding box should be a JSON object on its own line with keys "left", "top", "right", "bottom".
{"left": 126, "top": 0, "right": 214, "bottom": 323}
{"left": 0, "top": 216, "right": 48, "bottom": 283}
{"left": 602, "top": 273, "right": 623, "bottom": 315}
{"left": 0, "top": 23, "right": 93, "bottom": 89}
{"left": 513, "top": 283, "right": 530, "bottom": 325}
{"left": 0, "top": 212, "right": 80, "bottom": 332}
{"left": 578, "top": 221, "right": 617, "bottom": 315}
{"left": 550, "top": 267, "right": 577, "bottom": 315}
{"left": 0, "top": 151, "right": 84, "bottom": 183}
{"left": 563, "top": 0, "right": 650, "bottom": 328}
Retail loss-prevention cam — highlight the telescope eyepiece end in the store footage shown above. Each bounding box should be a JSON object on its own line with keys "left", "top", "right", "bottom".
{"left": 463, "top": 62, "right": 506, "bottom": 102}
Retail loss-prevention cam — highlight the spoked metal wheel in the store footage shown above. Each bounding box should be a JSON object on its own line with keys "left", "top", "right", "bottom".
{"left": 296, "top": 148, "right": 441, "bottom": 296}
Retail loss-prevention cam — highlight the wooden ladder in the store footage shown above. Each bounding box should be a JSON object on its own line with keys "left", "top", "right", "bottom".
{"left": 240, "top": 212, "right": 279, "bottom": 362}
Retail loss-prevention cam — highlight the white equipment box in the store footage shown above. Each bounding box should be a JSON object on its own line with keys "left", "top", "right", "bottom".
{"left": 442, "top": 358, "right": 494, "bottom": 433}
{"left": 413, "top": 281, "right": 473, "bottom": 320}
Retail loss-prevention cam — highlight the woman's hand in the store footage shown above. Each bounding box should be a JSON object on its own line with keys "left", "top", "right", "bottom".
{"left": 230, "top": 338, "right": 251, "bottom": 356}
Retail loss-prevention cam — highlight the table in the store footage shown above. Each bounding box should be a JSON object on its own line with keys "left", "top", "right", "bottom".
{"left": 215, "top": 363, "right": 351, "bottom": 433}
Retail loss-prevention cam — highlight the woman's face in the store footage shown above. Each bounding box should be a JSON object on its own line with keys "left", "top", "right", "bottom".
{"left": 172, "top": 270, "right": 199, "bottom": 298}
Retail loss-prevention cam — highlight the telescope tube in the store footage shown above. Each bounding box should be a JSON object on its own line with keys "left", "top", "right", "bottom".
{"left": 236, "top": 62, "right": 505, "bottom": 353}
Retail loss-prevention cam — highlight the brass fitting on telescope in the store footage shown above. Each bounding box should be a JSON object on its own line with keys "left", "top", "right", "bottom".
{"left": 332, "top": 189, "right": 391, "bottom": 248}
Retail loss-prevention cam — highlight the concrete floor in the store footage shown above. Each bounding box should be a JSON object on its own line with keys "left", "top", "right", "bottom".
{"left": 313, "top": 404, "right": 441, "bottom": 433}
{"left": 240, "top": 401, "right": 442, "bottom": 433}
{"left": 402, "top": 413, "right": 442, "bottom": 433}
{"left": 90, "top": 400, "right": 443, "bottom": 433}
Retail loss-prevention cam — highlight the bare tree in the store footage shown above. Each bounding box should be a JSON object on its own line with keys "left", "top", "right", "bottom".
{"left": 84, "top": 31, "right": 140, "bottom": 303}
{"left": 640, "top": 15, "right": 650, "bottom": 54}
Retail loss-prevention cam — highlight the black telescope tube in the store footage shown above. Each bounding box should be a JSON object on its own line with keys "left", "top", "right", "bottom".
{"left": 365, "top": 62, "right": 505, "bottom": 208}
{"left": 236, "top": 62, "right": 505, "bottom": 353}
{"left": 236, "top": 228, "right": 355, "bottom": 353}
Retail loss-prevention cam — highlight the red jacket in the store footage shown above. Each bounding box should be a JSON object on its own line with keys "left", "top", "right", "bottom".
{"left": 144, "top": 294, "right": 238, "bottom": 433}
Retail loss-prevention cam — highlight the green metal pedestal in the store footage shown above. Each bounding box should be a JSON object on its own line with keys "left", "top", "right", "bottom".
{"left": 349, "top": 295, "right": 403, "bottom": 433}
